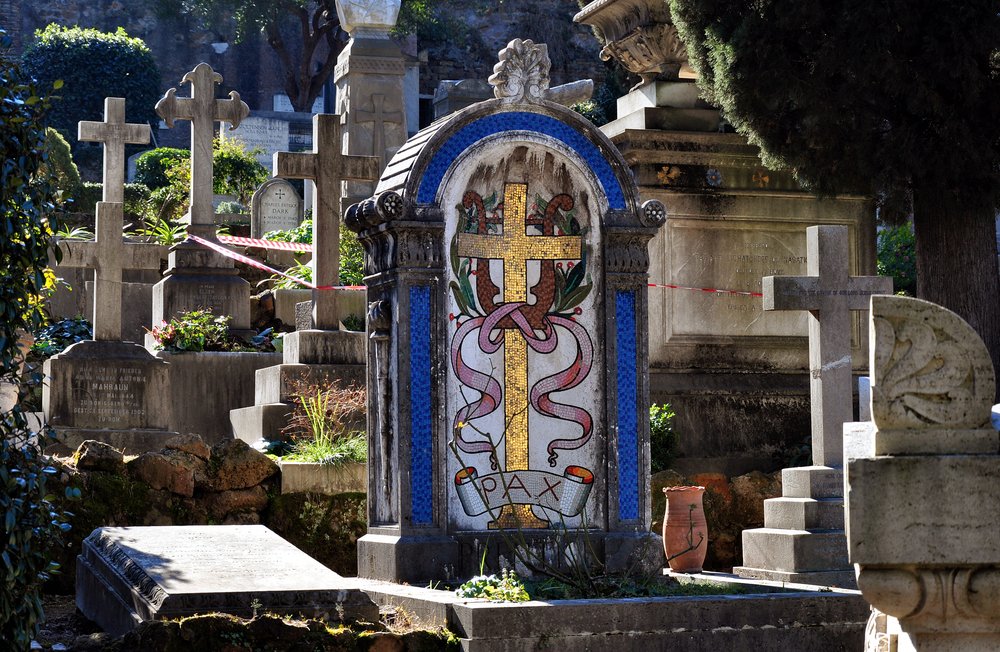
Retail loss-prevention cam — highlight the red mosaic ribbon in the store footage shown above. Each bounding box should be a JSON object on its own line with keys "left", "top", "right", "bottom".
{"left": 217, "top": 235, "right": 314, "bottom": 252}
{"left": 648, "top": 282, "right": 763, "bottom": 298}
{"left": 188, "top": 234, "right": 363, "bottom": 291}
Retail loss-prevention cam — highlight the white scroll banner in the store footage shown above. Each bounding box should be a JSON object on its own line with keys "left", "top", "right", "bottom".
{"left": 454, "top": 465, "right": 594, "bottom": 518}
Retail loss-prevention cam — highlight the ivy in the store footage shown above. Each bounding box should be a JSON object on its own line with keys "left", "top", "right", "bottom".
{"left": 0, "top": 30, "right": 75, "bottom": 650}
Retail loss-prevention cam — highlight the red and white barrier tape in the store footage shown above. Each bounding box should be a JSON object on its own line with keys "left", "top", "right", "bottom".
{"left": 217, "top": 235, "right": 313, "bottom": 252}
{"left": 194, "top": 235, "right": 762, "bottom": 297}
{"left": 648, "top": 282, "right": 763, "bottom": 298}
{"left": 188, "top": 235, "right": 362, "bottom": 291}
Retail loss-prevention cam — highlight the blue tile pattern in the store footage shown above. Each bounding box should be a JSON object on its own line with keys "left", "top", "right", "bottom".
{"left": 417, "top": 111, "right": 626, "bottom": 209}
{"left": 409, "top": 286, "right": 433, "bottom": 525}
{"left": 615, "top": 291, "right": 639, "bottom": 522}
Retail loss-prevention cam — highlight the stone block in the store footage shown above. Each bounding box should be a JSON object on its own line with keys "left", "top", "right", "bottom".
{"left": 204, "top": 439, "right": 279, "bottom": 491}
{"left": 739, "top": 528, "right": 849, "bottom": 573}
{"left": 76, "top": 525, "right": 379, "bottom": 637}
{"left": 282, "top": 329, "right": 366, "bottom": 365}
{"left": 253, "top": 363, "right": 365, "bottom": 405}
{"left": 847, "top": 455, "right": 1000, "bottom": 567}
{"left": 280, "top": 461, "right": 366, "bottom": 495}
{"left": 763, "top": 496, "right": 845, "bottom": 531}
{"left": 602, "top": 106, "right": 723, "bottom": 136}
{"left": 781, "top": 465, "right": 843, "bottom": 499}
{"left": 74, "top": 440, "right": 125, "bottom": 474}
{"left": 615, "top": 80, "right": 705, "bottom": 113}
{"left": 164, "top": 433, "right": 211, "bottom": 461}
{"left": 230, "top": 402, "right": 293, "bottom": 445}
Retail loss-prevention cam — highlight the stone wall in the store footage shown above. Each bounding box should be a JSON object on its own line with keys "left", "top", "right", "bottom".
{"left": 48, "top": 436, "right": 366, "bottom": 592}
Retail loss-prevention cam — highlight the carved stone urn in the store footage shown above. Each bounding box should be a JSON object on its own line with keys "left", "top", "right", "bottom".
{"left": 335, "top": 0, "right": 401, "bottom": 37}
{"left": 574, "top": 0, "right": 694, "bottom": 86}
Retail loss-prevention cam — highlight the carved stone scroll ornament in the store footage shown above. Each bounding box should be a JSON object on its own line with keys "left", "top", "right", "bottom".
{"left": 871, "top": 295, "right": 996, "bottom": 431}
{"left": 488, "top": 38, "right": 551, "bottom": 104}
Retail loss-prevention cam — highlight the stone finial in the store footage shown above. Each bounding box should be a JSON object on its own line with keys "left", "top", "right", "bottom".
{"left": 488, "top": 39, "right": 551, "bottom": 104}
{"left": 871, "top": 295, "right": 996, "bottom": 432}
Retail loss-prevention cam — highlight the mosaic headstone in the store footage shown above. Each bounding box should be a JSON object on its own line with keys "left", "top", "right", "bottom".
{"left": 348, "top": 39, "right": 665, "bottom": 582}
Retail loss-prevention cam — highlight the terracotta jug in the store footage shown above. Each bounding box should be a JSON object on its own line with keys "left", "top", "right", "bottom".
{"left": 662, "top": 485, "right": 708, "bottom": 573}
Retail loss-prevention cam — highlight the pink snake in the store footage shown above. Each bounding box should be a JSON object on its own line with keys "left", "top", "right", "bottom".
{"left": 451, "top": 302, "right": 594, "bottom": 467}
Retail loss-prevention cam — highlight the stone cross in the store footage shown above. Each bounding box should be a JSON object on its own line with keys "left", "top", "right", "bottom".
{"left": 274, "top": 114, "right": 379, "bottom": 329}
{"left": 155, "top": 63, "right": 249, "bottom": 233}
{"left": 763, "top": 225, "right": 892, "bottom": 466}
{"left": 455, "top": 181, "right": 582, "bottom": 529}
{"left": 78, "top": 97, "right": 150, "bottom": 203}
{"left": 59, "top": 203, "right": 163, "bottom": 342}
{"left": 357, "top": 94, "right": 403, "bottom": 167}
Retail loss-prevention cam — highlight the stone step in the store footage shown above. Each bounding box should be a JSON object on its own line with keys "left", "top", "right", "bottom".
{"left": 731, "top": 566, "right": 857, "bottom": 590}
{"left": 230, "top": 402, "right": 292, "bottom": 445}
{"left": 739, "top": 528, "right": 849, "bottom": 573}
{"left": 782, "top": 465, "right": 843, "bottom": 499}
{"left": 764, "top": 497, "right": 845, "bottom": 531}
{"left": 254, "top": 363, "right": 366, "bottom": 404}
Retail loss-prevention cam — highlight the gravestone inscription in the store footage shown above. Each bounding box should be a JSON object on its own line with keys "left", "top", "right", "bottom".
{"left": 251, "top": 178, "right": 303, "bottom": 238}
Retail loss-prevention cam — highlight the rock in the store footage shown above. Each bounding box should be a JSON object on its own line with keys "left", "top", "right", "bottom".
{"left": 223, "top": 512, "right": 261, "bottom": 525}
{"left": 74, "top": 440, "right": 125, "bottom": 474}
{"left": 202, "top": 486, "right": 268, "bottom": 520}
{"left": 164, "top": 433, "right": 211, "bottom": 461}
{"left": 207, "top": 439, "right": 279, "bottom": 491}
{"left": 127, "top": 450, "right": 208, "bottom": 498}
{"left": 650, "top": 469, "right": 686, "bottom": 532}
{"left": 730, "top": 470, "right": 782, "bottom": 527}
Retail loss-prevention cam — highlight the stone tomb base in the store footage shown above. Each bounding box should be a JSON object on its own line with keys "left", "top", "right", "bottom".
{"left": 77, "top": 525, "right": 379, "bottom": 637}
{"left": 354, "top": 572, "right": 869, "bottom": 651}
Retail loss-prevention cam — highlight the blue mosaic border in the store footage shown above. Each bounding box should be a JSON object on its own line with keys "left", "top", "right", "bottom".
{"left": 409, "top": 286, "right": 434, "bottom": 525}
{"left": 615, "top": 290, "right": 639, "bottom": 522}
{"left": 417, "top": 111, "right": 626, "bottom": 209}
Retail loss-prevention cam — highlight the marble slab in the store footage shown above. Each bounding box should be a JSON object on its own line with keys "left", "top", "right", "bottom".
{"left": 76, "top": 525, "right": 378, "bottom": 636}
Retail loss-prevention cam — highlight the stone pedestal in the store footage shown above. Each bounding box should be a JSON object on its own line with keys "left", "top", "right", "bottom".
{"left": 603, "top": 80, "right": 877, "bottom": 474}
{"left": 150, "top": 237, "right": 252, "bottom": 341}
{"left": 334, "top": 0, "right": 407, "bottom": 203}
{"left": 230, "top": 330, "right": 366, "bottom": 444}
{"left": 43, "top": 340, "right": 177, "bottom": 454}
{"left": 847, "top": 295, "right": 1000, "bottom": 651}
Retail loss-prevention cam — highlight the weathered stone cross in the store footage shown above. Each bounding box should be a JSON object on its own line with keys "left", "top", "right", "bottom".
{"left": 763, "top": 225, "right": 892, "bottom": 466}
{"left": 274, "top": 114, "right": 379, "bottom": 330}
{"left": 79, "top": 97, "right": 150, "bottom": 203}
{"left": 456, "top": 182, "right": 582, "bottom": 529}
{"left": 155, "top": 62, "right": 249, "bottom": 233}
{"left": 357, "top": 94, "right": 403, "bottom": 167}
{"left": 60, "top": 97, "right": 162, "bottom": 342}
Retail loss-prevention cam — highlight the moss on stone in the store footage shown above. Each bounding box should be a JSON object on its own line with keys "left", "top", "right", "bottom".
{"left": 263, "top": 492, "right": 367, "bottom": 576}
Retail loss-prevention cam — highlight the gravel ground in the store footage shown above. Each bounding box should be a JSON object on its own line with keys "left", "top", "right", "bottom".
{"left": 33, "top": 595, "right": 101, "bottom": 650}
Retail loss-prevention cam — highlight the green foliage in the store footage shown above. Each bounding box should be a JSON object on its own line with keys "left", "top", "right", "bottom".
{"left": 667, "top": 0, "right": 1000, "bottom": 211}
{"left": 455, "top": 569, "right": 530, "bottom": 602}
{"left": 283, "top": 432, "right": 367, "bottom": 465}
{"left": 40, "top": 128, "right": 80, "bottom": 204}
{"left": 571, "top": 100, "right": 606, "bottom": 126}
{"left": 216, "top": 200, "right": 247, "bottom": 215}
{"left": 149, "top": 309, "right": 274, "bottom": 353}
{"left": 0, "top": 29, "right": 74, "bottom": 649}
{"left": 74, "top": 182, "right": 103, "bottom": 215}
{"left": 265, "top": 258, "right": 312, "bottom": 290}
{"left": 649, "top": 403, "right": 678, "bottom": 474}
{"left": 134, "top": 148, "right": 190, "bottom": 190}
{"left": 876, "top": 224, "right": 916, "bottom": 297}
{"left": 212, "top": 138, "right": 267, "bottom": 206}
{"left": 21, "top": 25, "right": 160, "bottom": 147}
{"left": 340, "top": 227, "right": 365, "bottom": 286}
{"left": 30, "top": 317, "right": 92, "bottom": 358}
{"left": 263, "top": 216, "right": 313, "bottom": 245}
{"left": 129, "top": 216, "right": 187, "bottom": 247}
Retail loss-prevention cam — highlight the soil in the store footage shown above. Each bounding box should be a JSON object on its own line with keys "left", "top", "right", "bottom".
{"left": 34, "top": 595, "right": 101, "bottom": 650}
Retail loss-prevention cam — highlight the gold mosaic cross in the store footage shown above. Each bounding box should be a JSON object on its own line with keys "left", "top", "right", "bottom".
{"left": 456, "top": 182, "right": 582, "bottom": 528}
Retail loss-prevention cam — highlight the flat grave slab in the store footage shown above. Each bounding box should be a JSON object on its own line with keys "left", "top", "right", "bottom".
{"left": 77, "top": 525, "right": 378, "bottom": 636}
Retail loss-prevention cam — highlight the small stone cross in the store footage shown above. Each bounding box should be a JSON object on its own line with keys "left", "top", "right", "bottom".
{"left": 763, "top": 225, "right": 892, "bottom": 466}
{"left": 274, "top": 114, "right": 379, "bottom": 329}
{"left": 275, "top": 188, "right": 286, "bottom": 200}
{"left": 78, "top": 97, "right": 150, "bottom": 203}
{"left": 156, "top": 63, "right": 249, "bottom": 232}
{"left": 357, "top": 94, "right": 403, "bottom": 168}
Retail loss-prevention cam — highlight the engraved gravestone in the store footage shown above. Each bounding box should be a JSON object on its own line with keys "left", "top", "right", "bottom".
{"left": 76, "top": 525, "right": 379, "bottom": 636}
{"left": 44, "top": 97, "right": 176, "bottom": 453}
{"left": 221, "top": 115, "right": 289, "bottom": 173}
{"left": 348, "top": 39, "right": 665, "bottom": 582}
{"left": 251, "top": 178, "right": 303, "bottom": 238}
